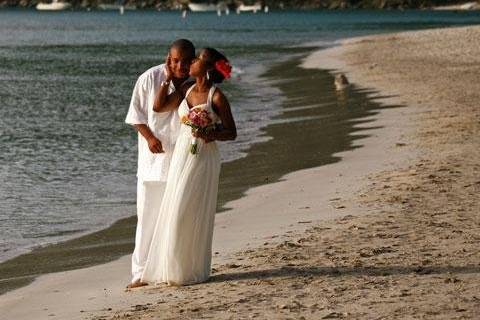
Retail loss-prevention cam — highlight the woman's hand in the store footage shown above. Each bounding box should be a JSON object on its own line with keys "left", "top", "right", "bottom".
{"left": 193, "top": 130, "right": 215, "bottom": 143}
{"left": 164, "top": 54, "right": 173, "bottom": 81}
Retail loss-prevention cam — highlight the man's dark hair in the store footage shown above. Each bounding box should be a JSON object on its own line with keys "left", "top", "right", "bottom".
{"left": 169, "top": 39, "right": 195, "bottom": 58}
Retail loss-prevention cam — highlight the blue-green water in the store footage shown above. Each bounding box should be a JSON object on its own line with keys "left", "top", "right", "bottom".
{"left": 1, "top": 9, "right": 480, "bottom": 264}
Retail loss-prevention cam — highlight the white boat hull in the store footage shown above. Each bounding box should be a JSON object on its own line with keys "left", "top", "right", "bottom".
{"left": 238, "top": 3, "right": 262, "bottom": 12}
{"left": 36, "top": 2, "right": 71, "bottom": 10}
{"left": 188, "top": 3, "right": 217, "bottom": 11}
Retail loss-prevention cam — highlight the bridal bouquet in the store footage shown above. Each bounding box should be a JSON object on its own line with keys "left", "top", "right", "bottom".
{"left": 181, "top": 108, "right": 216, "bottom": 155}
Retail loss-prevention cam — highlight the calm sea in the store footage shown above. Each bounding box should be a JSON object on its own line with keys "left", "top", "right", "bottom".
{"left": 1, "top": 9, "right": 479, "bottom": 263}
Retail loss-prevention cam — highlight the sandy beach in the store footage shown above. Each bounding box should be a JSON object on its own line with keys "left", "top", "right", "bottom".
{"left": 1, "top": 25, "right": 480, "bottom": 319}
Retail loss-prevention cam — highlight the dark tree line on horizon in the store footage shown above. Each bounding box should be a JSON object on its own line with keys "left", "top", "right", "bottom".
{"left": 0, "top": 0, "right": 475, "bottom": 10}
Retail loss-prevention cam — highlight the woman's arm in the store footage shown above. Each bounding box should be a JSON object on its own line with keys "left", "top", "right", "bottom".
{"left": 152, "top": 81, "right": 183, "bottom": 113}
{"left": 153, "top": 55, "right": 191, "bottom": 113}
{"left": 202, "top": 89, "right": 237, "bottom": 141}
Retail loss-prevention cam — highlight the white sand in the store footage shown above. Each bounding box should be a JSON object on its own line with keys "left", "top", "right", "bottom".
{"left": 95, "top": 24, "right": 480, "bottom": 319}
{"left": 0, "top": 36, "right": 414, "bottom": 320}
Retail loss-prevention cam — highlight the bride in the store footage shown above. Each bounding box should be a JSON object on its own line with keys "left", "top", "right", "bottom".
{"left": 141, "top": 48, "right": 237, "bottom": 286}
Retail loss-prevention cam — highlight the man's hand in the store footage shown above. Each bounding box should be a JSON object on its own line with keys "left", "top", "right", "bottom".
{"left": 134, "top": 124, "right": 165, "bottom": 153}
{"left": 147, "top": 136, "right": 164, "bottom": 153}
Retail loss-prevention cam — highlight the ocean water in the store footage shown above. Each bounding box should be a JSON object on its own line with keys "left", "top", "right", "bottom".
{"left": 1, "top": 9, "right": 480, "bottom": 264}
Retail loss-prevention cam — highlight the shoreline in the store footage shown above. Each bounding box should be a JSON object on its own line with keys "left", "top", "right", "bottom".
{"left": 0, "top": 44, "right": 388, "bottom": 296}
{"left": 0, "top": 44, "right": 412, "bottom": 319}
{"left": 0, "top": 46, "right": 293, "bottom": 294}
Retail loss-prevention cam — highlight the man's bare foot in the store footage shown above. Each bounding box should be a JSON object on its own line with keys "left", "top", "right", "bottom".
{"left": 125, "top": 279, "right": 148, "bottom": 290}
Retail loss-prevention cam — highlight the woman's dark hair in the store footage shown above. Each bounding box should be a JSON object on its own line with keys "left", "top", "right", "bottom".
{"left": 202, "top": 48, "right": 230, "bottom": 84}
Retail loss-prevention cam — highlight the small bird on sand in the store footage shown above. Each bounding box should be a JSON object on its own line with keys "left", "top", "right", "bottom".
{"left": 334, "top": 73, "right": 350, "bottom": 91}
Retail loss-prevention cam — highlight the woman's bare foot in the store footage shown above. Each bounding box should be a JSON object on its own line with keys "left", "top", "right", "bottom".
{"left": 125, "top": 279, "right": 148, "bottom": 290}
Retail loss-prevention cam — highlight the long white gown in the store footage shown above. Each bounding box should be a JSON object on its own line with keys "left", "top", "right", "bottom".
{"left": 141, "top": 84, "right": 221, "bottom": 285}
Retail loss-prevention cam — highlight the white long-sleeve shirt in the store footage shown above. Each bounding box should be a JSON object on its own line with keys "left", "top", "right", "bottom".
{"left": 125, "top": 64, "right": 181, "bottom": 182}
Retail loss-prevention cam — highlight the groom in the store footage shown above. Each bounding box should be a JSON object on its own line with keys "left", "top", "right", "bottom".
{"left": 125, "top": 39, "right": 195, "bottom": 289}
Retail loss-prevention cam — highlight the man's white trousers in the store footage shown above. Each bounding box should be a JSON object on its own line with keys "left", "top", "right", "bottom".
{"left": 131, "top": 179, "right": 166, "bottom": 283}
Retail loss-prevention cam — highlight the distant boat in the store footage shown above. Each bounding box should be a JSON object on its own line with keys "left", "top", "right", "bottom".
{"left": 237, "top": 2, "right": 262, "bottom": 13}
{"left": 188, "top": 2, "right": 217, "bottom": 11}
{"left": 98, "top": 3, "right": 136, "bottom": 10}
{"left": 433, "top": 1, "right": 480, "bottom": 10}
{"left": 36, "top": 0, "right": 71, "bottom": 11}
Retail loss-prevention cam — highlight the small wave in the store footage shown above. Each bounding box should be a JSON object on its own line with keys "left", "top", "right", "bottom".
{"left": 291, "top": 39, "right": 341, "bottom": 49}
{"left": 231, "top": 66, "right": 245, "bottom": 76}
{"left": 22, "top": 229, "right": 88, "bottom": 239}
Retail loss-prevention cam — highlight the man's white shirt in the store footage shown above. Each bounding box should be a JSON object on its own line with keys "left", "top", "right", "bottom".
{"left": 125, "top": 64, "right": 181, "bottom": 182}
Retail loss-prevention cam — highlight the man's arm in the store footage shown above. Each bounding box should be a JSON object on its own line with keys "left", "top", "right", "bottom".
{"left": 125, "top": 71, "right": 165, "bottom": 154}
{"left": 153, "top": 81, "right": 183, "bottom": 113}
{"left": 134, "top": 124, "right": 164, "bottom": 153}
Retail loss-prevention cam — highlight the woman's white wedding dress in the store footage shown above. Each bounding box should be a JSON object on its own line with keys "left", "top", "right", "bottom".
{"left": 141, "top": 84, "right": 221, "bottom": 285}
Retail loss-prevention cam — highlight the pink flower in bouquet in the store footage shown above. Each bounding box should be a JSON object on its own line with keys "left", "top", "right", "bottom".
{"left": 187, "top": 109, "right": 212, "bottom": 128}
{"left": 182, "top": 108, "right": 216, "bottom": 155}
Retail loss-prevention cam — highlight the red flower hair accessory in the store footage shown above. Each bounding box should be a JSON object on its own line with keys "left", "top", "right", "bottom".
{"left": 214, "top": 59, "right": 232, "bottom": 79}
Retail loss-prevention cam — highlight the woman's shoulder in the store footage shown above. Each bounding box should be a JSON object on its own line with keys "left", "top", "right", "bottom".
{"left": 212, "top": 87, "right": 228, "bottom": 105}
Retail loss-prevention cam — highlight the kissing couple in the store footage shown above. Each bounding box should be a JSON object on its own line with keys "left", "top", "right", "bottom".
{"left": 125, "top": 39, "right": 237, "bottom": 288}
